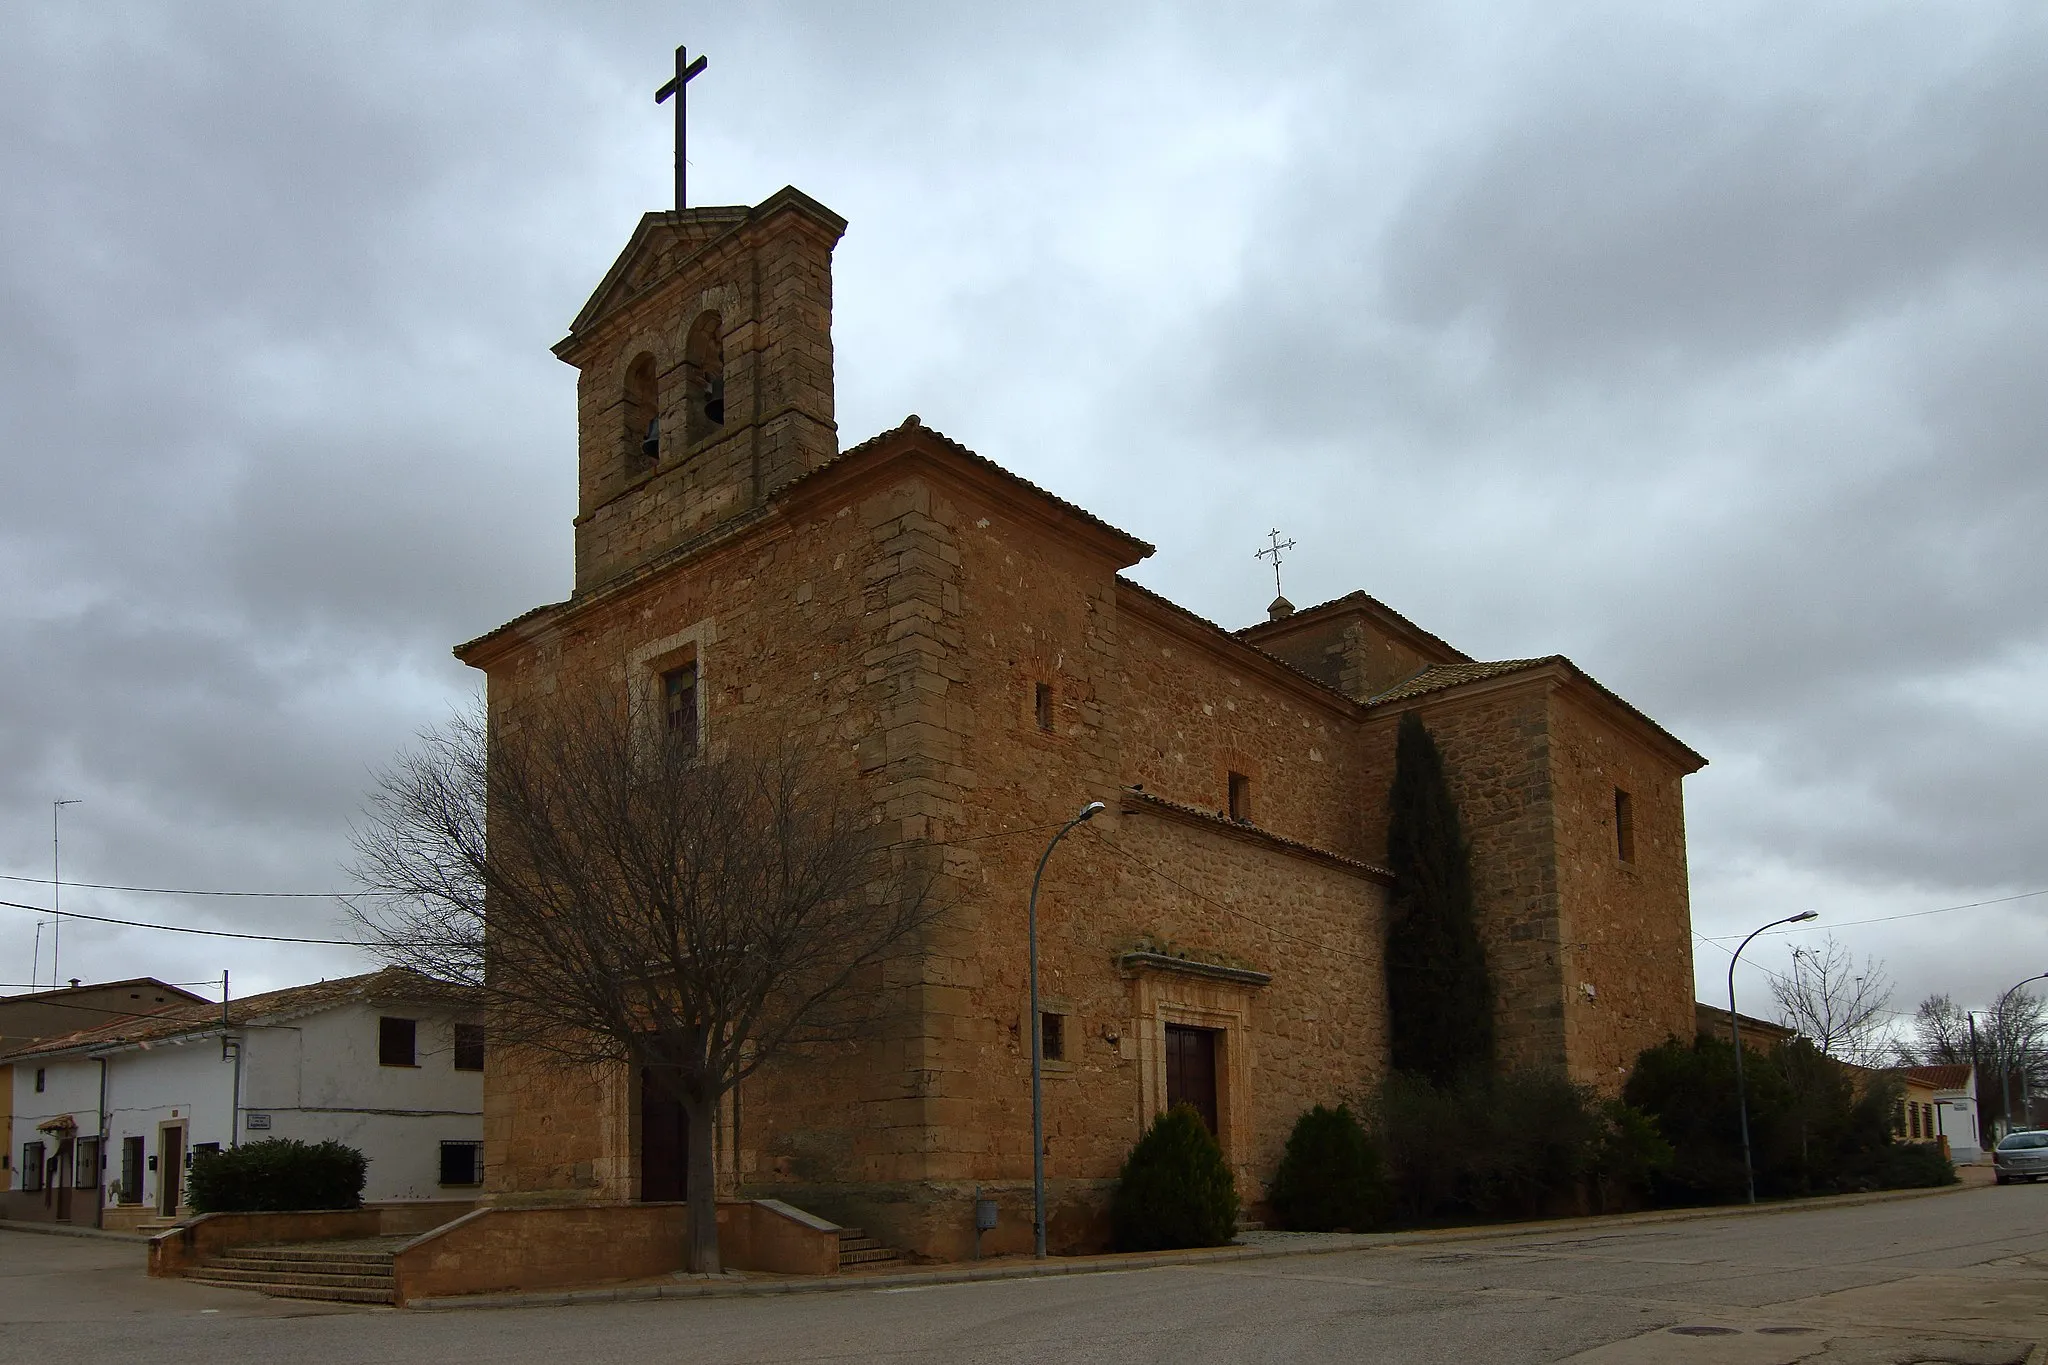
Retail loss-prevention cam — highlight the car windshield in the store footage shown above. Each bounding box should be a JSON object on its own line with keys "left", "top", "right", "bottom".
{"left": 1997, "top": 1133, "right": 2048, "bottom": 1150}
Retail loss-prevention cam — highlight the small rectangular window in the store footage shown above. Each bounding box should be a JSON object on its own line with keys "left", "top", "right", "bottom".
{"left": 74, "top": 1138, "right": 99, "bottom": 1188}
{"left": 1227, "top": 771, "right": 1252, "bottom": 823}
{"left": 663, "top": 662, "right": 699, "bottom": 751}
{"left": 1040, "top": 1012, "right": 1065, "bottom": 1063}
{"left": 1614, "top": 788, "right": 1635, "bottom": 863}
{"left": 379, "top": 1016, "right": 418, "bottom": 1067}
{"left": 34, "top": 1068, "right": 44, "bottom": 1093}
{"left": 1034, "top": 681, "right": 1053, "bottom": 732}
{"left": 21, "top": 1142, "right": 44, "bottom": 1193}
{"left": 453, "top": 1023, "right": 486, "bottom": 1072}
{"left": 439, "top": 1140, "right": 483, "bottom": 1187}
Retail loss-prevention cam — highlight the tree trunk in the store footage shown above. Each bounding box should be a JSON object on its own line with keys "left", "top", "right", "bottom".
{"left": 685, "top": 1091, "right": 721, "bottom": 1274}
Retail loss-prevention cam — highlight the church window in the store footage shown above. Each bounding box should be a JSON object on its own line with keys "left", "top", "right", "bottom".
{"left": 663, "top": 661, "right": 699, "bottom": 753}
{"left": 623, "top": 352, "right": 660, "bottom": 470}
{"left": 683, "top": 311, "right": 725, "bottom": 445}
{"left": 1034, "top": 682, "right": 1053, "bottom": 732}
{"left": 1039, "top": 1011, "right": 1065, "bottom": 1063}
{"left": 1227, "top": 771, "right": 1252, "bottom": 823}
{"left": 1614, "top": 788, "right": 1635, "bottom": 864}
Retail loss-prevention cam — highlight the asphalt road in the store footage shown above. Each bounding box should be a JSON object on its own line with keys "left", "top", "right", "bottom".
{"left": 4, "top": 1185, "right": 2046, "bottom": 1364}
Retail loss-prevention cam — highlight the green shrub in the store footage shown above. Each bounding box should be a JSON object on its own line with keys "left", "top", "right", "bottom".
{"left": 1623, "top": 1034, "right": 1926, "bottom": 1204}
{"left": 1269, "top": 1104, "right": 1387, "bottom": 1232}
{"left": 1848, "top": 1141, "right": 1958, "bottom": 1191}
{"left": 1111, "top": 1105, "right": 1240, "bottom": 1251}
{"left": 1376, "top": 1070, "right": 1667, "bottom": 1225}
{"left": 186, "top": 1138, "right": 368, "bottom": 1213}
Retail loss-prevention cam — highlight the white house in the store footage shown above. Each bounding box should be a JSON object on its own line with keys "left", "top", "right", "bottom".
{"left": 1, "top": 967, "right": 484, "bottom": 1231}
{"left": 1903, "top": 1063, "right": 1982, "bottom": 1164}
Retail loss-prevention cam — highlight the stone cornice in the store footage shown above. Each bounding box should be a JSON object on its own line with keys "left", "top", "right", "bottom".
{"left": 1121, "top": 789, "right": 1394, "bottom": 884}
{"left": 1116, "top": 951, "right": 1272, "bottom": 989}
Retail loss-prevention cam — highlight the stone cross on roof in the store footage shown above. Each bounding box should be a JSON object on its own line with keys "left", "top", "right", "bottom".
{"left": 1256, "top": 528, "right": 1297, "bottom": 621}
{"left": 654, "top": 43, "right": 709, "bottom": 211}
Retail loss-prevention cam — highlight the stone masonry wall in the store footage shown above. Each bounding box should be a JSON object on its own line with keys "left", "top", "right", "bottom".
{"left": 1354, "top": 683, "right": 1567, "bottom": 1076}
{"left": 1545, "top": 690, "right": 1698, "bottom": 1088}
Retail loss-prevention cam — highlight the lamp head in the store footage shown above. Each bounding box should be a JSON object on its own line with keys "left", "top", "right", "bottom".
{"left": 1790, "top": 911, "right": 1819, "bottom": 923}
{"left": 1078, "top": 801, "right": 1106, "bottom": 821}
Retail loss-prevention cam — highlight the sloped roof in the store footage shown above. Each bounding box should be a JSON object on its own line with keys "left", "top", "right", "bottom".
{"left": 0, "top": 967, "right": 471, "bottom": 1063}
{"left": 1122, "top": 787, "right": 1394, "bottom": 881}
{"left": 1238, "top": 589, "right": 1472, "bottom": 666}
{"left": 1901, "top": 1063, "right": 1974, "bottom": 1092}
{"left": 1365, "top": 658, "right": 1554, "bottom": 705}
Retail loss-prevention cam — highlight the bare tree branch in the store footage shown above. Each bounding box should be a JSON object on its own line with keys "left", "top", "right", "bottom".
{"left": 1769, "top": 934, "right": 1895, "bottom": 1067}
{"left": 346, "top": 693, "right": 941, "bottom": 1272}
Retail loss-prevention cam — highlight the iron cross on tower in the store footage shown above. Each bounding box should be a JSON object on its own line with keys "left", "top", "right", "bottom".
{"left": 654, "top": 44, "right": 709, "bottom": 211}
{"left": 1255, "top": 528, "right": 1297, "bottom": 598}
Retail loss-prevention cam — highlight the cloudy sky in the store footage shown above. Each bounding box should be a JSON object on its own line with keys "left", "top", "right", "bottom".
{"left": 3, "top": 2, "right": 2044, "bottom": 1040}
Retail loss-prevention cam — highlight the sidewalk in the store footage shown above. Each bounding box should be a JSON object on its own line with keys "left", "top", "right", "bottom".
{"left": 407, "top": 1179, "right": 1972, "bottom": 1312}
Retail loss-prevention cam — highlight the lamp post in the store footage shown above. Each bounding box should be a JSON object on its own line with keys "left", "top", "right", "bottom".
{"left": 1729, "top": 909, "right": 1818, "bottom": 1204}
{"left": 1028, "top": 799, "right": 1105, "bottom": 1259}
{"left": 1991, "top": 972, "right": 2048, "bottom": 1139}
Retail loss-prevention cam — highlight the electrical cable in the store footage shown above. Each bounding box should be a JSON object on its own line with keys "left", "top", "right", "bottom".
{"left": 0, "top": 898, "right": 365, "bottom": 947}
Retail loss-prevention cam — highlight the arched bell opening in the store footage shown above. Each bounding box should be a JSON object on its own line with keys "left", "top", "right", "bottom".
{"left": 622, "top": 351, "right": 660, "bottom": 472}
{"left": 682, "top": 311, "right": 725, "bottom": 446}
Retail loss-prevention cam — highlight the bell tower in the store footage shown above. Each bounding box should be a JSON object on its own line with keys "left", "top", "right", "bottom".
{"left": 553, "top": 186, "right": 847, "bottom": 593}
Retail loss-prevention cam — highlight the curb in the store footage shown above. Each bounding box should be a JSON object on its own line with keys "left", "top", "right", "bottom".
{"left": 405, "top": 1180, "right": 1969, "bottom": 1312}
{"left": 0, "top": 1219, "right": 145, "bottom": 1243}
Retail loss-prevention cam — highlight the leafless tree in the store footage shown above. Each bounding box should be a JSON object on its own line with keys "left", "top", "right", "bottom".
{"left": 1769, "top": 934, "right": 1895, "bottom": 1067}
{"left": 1899, "top": 993, "right": 1973, "bottom": 1068}
{"left": 346, "top": 695, "right": 939, "bottom": 1273}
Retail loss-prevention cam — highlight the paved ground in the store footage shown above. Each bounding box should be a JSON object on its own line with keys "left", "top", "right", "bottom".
{"left": 4, "top": 1184, "right": 2046, "bottom": 1364}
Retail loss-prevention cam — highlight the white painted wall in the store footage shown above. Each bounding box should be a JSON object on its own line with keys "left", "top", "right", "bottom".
{"left": 1933, "top": 1074, "right": 1982, "bottom": 1163}
{"left": 4, "top": 993, "right": 484, "bottom": 1218}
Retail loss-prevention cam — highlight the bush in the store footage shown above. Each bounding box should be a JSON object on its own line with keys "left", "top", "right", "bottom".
{"left": 1376, "top": 1070, "right": 1667, "bottom": 1225}
{"left": 187, "top": 1138, "right": 368, "bottom": 1213}
{"left": 1847, "top": 1141, "right": 1958, "bottom": 1191}
{"left": 1269, "top": 1104, "right": 1388, "bottom": 1232}
{"left": 1111, "top": 1105, "right": 1239, "bottom": 1251}
{"left": 1623, "top": 1034, "right": 1929, "bottom": 1204}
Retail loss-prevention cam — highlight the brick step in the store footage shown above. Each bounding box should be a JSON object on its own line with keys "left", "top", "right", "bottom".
{"left": 840, "top": 1246, "right": 905, "bottom": 1266}
{"left": 218, "top": 1249, "right": 396, "bottom": 1269}
{"left": 192, "top": 1265, "right": 394, "bottom": 1291}
{"left": 186, "top": 1275, "right": 393, "bottom": 1305}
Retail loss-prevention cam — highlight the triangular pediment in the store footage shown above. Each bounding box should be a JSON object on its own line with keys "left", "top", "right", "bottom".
{"left": 557, "top": 188, "right": 848, "bottom": 354}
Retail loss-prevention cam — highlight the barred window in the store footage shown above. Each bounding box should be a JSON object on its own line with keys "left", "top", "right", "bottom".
{"left": 439, "top": 1140, "right": 483, "bottom": 1187}
{"left": 453, "top": 1023, "right": 485, "bottom": 1072}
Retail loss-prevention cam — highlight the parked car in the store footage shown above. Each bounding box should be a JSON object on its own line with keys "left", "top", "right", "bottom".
{"left": 1992, "top": 1131, "right": 2048, "bottom": 1184}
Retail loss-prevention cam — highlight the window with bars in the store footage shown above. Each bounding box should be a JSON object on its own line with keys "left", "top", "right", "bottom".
{"left": 74, "top": 1137, "right": 99, "bottom": 1189}
{"left": 21, "top": 1142, "right": 44, "bottom": 1192}
{"left": 1040, "top": 1012, "right": 1066, "bottom": 1063}
{"left": 439, "top": 1140, "right": 483, "bottom": 1187}
{"left": 1228, "top": 771, "right": 1252, "bottom": 823}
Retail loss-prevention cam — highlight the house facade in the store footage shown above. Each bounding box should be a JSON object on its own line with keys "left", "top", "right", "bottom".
{"left": 0, "top": 978, "right": 206, "bottom": 1194}
{"left": 2, "top": 967, "right": 484, "bottom": 1230}
{"left": 1897, "top": 1063, "right": 1979, "bottom": 1163}
{"left": 456, "top": 186, "right": 1707, "bottom": 1258}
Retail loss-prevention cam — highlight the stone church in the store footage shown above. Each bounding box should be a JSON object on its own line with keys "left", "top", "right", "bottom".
{"left": 456, "top": 186, "right": 1706, "bottom": 1258}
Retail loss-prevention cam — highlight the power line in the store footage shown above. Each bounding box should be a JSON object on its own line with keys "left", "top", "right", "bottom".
{"left": 1697, "top": 888, "right": 2048, "bottom": 943}
{"left": 0, "top": 872, "right": 349, "bottom": 899}
{"left": 0, "top": 898, "right": 364, "bottom": 947}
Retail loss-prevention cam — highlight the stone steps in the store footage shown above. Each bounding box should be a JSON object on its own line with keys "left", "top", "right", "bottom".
{"left": 837, "top": 1228, "right": 905, "bottom": 1270}
{"left": 191, "top": 1240, "right": 402, "bottom": 1306}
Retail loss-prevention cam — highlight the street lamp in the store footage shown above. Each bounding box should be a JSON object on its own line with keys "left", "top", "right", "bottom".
{"left": 1028, "top": 799, "right": 1105, "bottom": 1259}
{"left": 1991, "top": 972, "right": 2048, "bottom": 1139}
{"left": 1729, "top": 910, "right": 1818, "bottom": 1204}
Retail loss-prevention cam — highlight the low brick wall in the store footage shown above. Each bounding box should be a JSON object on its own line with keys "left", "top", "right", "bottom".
{"left": 391, "top": 1200, "right": 842, "bottom": 1304}
{"left": 370, "top": 1199, "right": 478, "bottom": 1237}
{"left": 149, "top": 1209, "right": 383, "bottom": 1277}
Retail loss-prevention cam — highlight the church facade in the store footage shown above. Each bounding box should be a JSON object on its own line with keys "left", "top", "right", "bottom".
{"left": 456, "top": 187, "right": 1706, "bottom": 1258}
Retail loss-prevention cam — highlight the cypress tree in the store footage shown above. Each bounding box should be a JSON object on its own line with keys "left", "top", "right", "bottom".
{"left": 1385, "top": 710, "right": 1493, "bottom": 1084}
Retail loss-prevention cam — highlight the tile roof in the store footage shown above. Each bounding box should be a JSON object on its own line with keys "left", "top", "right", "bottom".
{"left": 0, "top": 967, "right": 471, "bottom": 1063}
{"left": 1122, "top": 787, "right": 1393, "bottom": 880}
{"left": 1365, "top": 658, "right": 1556, "bottom": 705}
{"left": 1900, "top": 1063, "right": 1975, "bottom": 1091}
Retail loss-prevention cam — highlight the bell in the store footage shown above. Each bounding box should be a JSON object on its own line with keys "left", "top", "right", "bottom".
{"left": 641, "top": 416, "right": 660, "bottom": 459}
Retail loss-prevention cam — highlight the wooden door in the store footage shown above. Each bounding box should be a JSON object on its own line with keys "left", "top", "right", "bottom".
{"left": 639, "top": 1067, "right": 689, "bottom": 1203}
{"left": 1165, "top": 1025, "right": 1219, "bottom": 1135}
{"left": 158, "top": 1126, "right": 185, "bottom": 1216}
{"left": 53, "top": 1141, "right": 72, "bottom": 1221}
